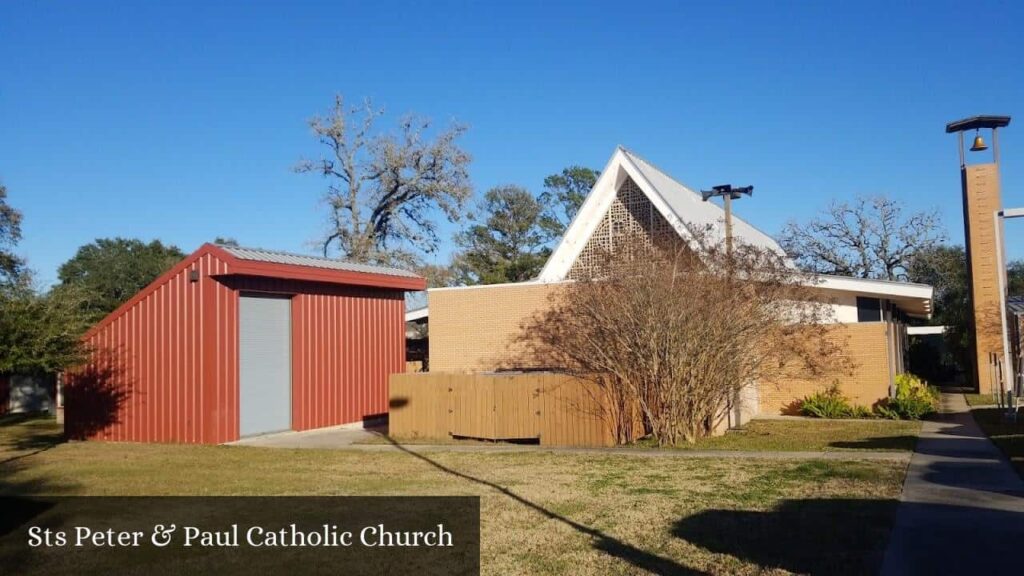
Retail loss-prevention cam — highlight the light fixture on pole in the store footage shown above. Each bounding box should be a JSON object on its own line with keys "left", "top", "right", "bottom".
{"left": 700, "top": 184, "right": 753, "bottom": 256}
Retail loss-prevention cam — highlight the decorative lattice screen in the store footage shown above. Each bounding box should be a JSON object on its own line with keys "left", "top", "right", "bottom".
{"left": 567, "top": 177, "right": 676, "bottom": 279}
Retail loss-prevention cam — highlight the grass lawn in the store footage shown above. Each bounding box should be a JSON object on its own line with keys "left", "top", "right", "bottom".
{"left": 374, "top": 418, "right": 922, "bottom": 453}
{"left": 964, "top": 393, "right": 998, "bottom": 407}
{"left": 660, "top": 419, "right": 921, "bottom": 452}
{"left": 2, "top": 417, "right": 908, "bottom": 575}
{"left": 970, "top": 407, "right": 1024, "bottom": 479}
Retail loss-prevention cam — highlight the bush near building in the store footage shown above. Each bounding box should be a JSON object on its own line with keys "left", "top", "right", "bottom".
{"left": 799, "top": 374, "right": 938, "bottom": 421}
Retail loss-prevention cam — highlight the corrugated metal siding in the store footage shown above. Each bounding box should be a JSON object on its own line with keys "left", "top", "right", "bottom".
{"left": 290, "top": 285, "right": 404, "bottom": 431}
{"left": 207, "top": 254, "right": 239, "bottom": 444}
{"left": 211, "top": 276, "right": 405, "bottom": 434}
{"left": 65, "top": 252, "right": 238, "bottom": 443}
{"left": 68, "top": 247, "right": 407, "bottom": 444}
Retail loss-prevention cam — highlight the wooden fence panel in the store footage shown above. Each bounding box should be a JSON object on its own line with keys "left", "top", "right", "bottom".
{"left": 491, "top": 373, "right": 541, "bottom": 440}
{"left": 387, "top": 372, "right": 621, "bottom": 447}
{"left": 537, "top": 375, "right": 615, "bottom": 447}
{"left": 389, "top": 373, "right": 449, "bottom": 439}
{"left": 450, "top": 375, "right": 490, "bottom": 439}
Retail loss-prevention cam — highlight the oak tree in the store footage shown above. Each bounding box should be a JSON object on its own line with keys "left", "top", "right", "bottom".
{"left": 295, "top": 95, "right": 472, "bottom": 267}
{"left": 779, "top": 196, "right": 945, "bottom": 280}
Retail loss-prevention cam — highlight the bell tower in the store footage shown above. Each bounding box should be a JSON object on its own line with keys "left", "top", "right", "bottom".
{"left": 946, "top": 115, "right": 1011, "bottom": 393}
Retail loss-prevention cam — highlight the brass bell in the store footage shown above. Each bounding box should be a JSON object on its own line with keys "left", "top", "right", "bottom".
{"left": 970, "top": 132, "right": 988, "bottom": 152}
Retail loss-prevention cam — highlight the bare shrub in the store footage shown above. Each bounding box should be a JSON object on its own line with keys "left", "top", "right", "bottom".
{"left": 518, "top": 227, "right": 851, "bottom": 445}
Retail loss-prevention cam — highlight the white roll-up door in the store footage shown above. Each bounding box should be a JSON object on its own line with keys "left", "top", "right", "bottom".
{"left": 239, "top": 294, "right": 292, "bottom": 437}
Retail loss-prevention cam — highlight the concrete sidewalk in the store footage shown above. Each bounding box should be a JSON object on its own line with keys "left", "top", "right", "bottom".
{"left": 880, "top": 393, "right": 1024, "bottom": 575}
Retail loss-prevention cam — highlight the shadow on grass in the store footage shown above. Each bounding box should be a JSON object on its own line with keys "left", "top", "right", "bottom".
{"left": 0, "top": 412, "right": 53, "bottom": 427}
{"left": 0, "top": 415, "right": 66, "bottom": 466}
{"left": 381, "top": 435, "right": 707, "bottom": 575}
{"left": 829, "top": 435, "right": 918, "bottom": 451}
{"left": 673, "top": 498, "right": 899, "bottom": 576}
{"left": 0, "top": 419, "right": 79, "bottom": 534}
{"left": 969, "top": 407, "right": 1024, "bottom": 480}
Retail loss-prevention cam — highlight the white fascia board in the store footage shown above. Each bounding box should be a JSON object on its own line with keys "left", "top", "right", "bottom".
{"left": 538, "top": 147, "right": 698, "bottom": 282}
{"left": 537, "top": 149, "right": 628, "bottom": 281}
{"left": 907, "top": 326, "right": 946, "bottom": 335}
{"left": 428, "top": 279, "right": 577, "bottom": 293}
{"left": 618, "top": 151, "right": 699, "bottom": 247}
{"left": 813, "top": 275, "right": 934, "bottom": 300}
{"left": 405, "top": 307, "right": 429, "bottom": 322}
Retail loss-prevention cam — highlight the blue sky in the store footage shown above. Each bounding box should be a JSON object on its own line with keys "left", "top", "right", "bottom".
{"left": 2, "top": 1, "right": 1023, "bottom": 284}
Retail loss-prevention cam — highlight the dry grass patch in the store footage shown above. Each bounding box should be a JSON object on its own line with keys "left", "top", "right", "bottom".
{"left": 964, "top": 393, "right": 998, "bottom": 407}
{"left": 2, "top": 417, "right": 906, "bottom": 575}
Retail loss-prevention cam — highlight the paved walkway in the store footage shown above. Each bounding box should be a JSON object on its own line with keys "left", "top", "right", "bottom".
{"left": 880, "top": 393, "right": 1024, "bottom": 575}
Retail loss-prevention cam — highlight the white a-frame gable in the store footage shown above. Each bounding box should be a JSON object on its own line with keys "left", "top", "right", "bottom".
{"left": 537, "top": 146, "right": 786, "bottom": 282}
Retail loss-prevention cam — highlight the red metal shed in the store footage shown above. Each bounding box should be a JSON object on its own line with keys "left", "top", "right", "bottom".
{"left": 65, "top": 243, "right": 425, "bottom": 444}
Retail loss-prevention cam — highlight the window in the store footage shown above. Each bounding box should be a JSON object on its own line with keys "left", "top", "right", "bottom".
{"left": 856, "top": 297, "right": 882, "bottom": 322}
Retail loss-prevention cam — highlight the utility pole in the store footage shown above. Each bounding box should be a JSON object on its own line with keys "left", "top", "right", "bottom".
{"left": 700, "top": 183, "right": 753, "bottom": 430}
{"left": 701, "top": 184, "right": 754, "bottom": 257}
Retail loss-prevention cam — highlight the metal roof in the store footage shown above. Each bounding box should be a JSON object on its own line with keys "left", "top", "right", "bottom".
{"left": 216, "top": 245, "right": 421, "bottom": 279}
{"left": 619, "top": 147, "right": 788, "bottom": 257}
{"left": 945, "top": 115, "right": 1011, "bottom": 133}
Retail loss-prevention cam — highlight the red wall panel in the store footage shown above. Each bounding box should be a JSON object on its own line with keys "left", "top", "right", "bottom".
{"left": 65, "top": 252, "right": 237, "bottom": 443}
{"left": 68, "top": 251, "right": 408, "bottom": 444}
{"left": 225, "top": 277, "right": 405, "bottom": 433}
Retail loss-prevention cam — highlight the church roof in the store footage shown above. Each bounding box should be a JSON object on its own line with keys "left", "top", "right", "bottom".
{"left": 538, "top": 146, "right": 786, "bottom": 281}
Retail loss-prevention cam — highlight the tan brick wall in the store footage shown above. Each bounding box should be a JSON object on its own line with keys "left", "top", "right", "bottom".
{"left": 758, "top": 322, "right": 892, "bottom": 414}
{"left": 429, "top": 282, "right": 565, "bottom": 373}
{"left": 430, "top": 283, "right": 895, "bottom": 413}
{"left": 963, "top": 163, "right": 1003, "bottom": 393}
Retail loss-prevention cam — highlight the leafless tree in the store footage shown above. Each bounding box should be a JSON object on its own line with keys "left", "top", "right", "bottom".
{"left": 517, "top": 229, "right": 850, "bottom": 445}
{"left": 778, "top": 196, "right": 945, "bottom": 280}
{"left": 295, "top": 95, "right": 473, "bottom": 267}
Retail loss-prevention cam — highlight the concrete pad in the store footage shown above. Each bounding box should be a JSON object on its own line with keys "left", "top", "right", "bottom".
{"left": 880, "top": 393, "right": 1024, "bottom": 575}
{"left": 228, "top": 421, "right": 386, "bottom": 449}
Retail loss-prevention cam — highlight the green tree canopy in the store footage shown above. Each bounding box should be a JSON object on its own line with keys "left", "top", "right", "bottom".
{"left": 454, "top": 186, "right": 551, "bottom": 285}
{"left": 58, "top": 238, "right": 186, "bottom": 320}
{"left": 213, "top": 236, "right": 240, "bottom": 247}
{"left": 0, "top": 279, "right": 92, "bottom": 374}
{"left": 538, "top": 166, "right": 599, "bottom": 239}
{"left": 907, "top": 244, "right": 1024, "bottom": 377}
{"left": 0, "top": 188, "right": 91, "bottom": 373}
{"left": 907, "top": 245, "right": 971, "bottom": 372}
{"left": 0, "top": 184, "right": 25, "bottom": 284}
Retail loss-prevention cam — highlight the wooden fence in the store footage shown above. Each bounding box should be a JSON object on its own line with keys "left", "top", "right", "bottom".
{"left": 389, "top": 372, "right": 631, "bottom": 447}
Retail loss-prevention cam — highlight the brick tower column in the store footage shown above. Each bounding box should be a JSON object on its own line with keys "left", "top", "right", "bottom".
{"left": 947, "top": 115, "right": 1012, "bottom": 394}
